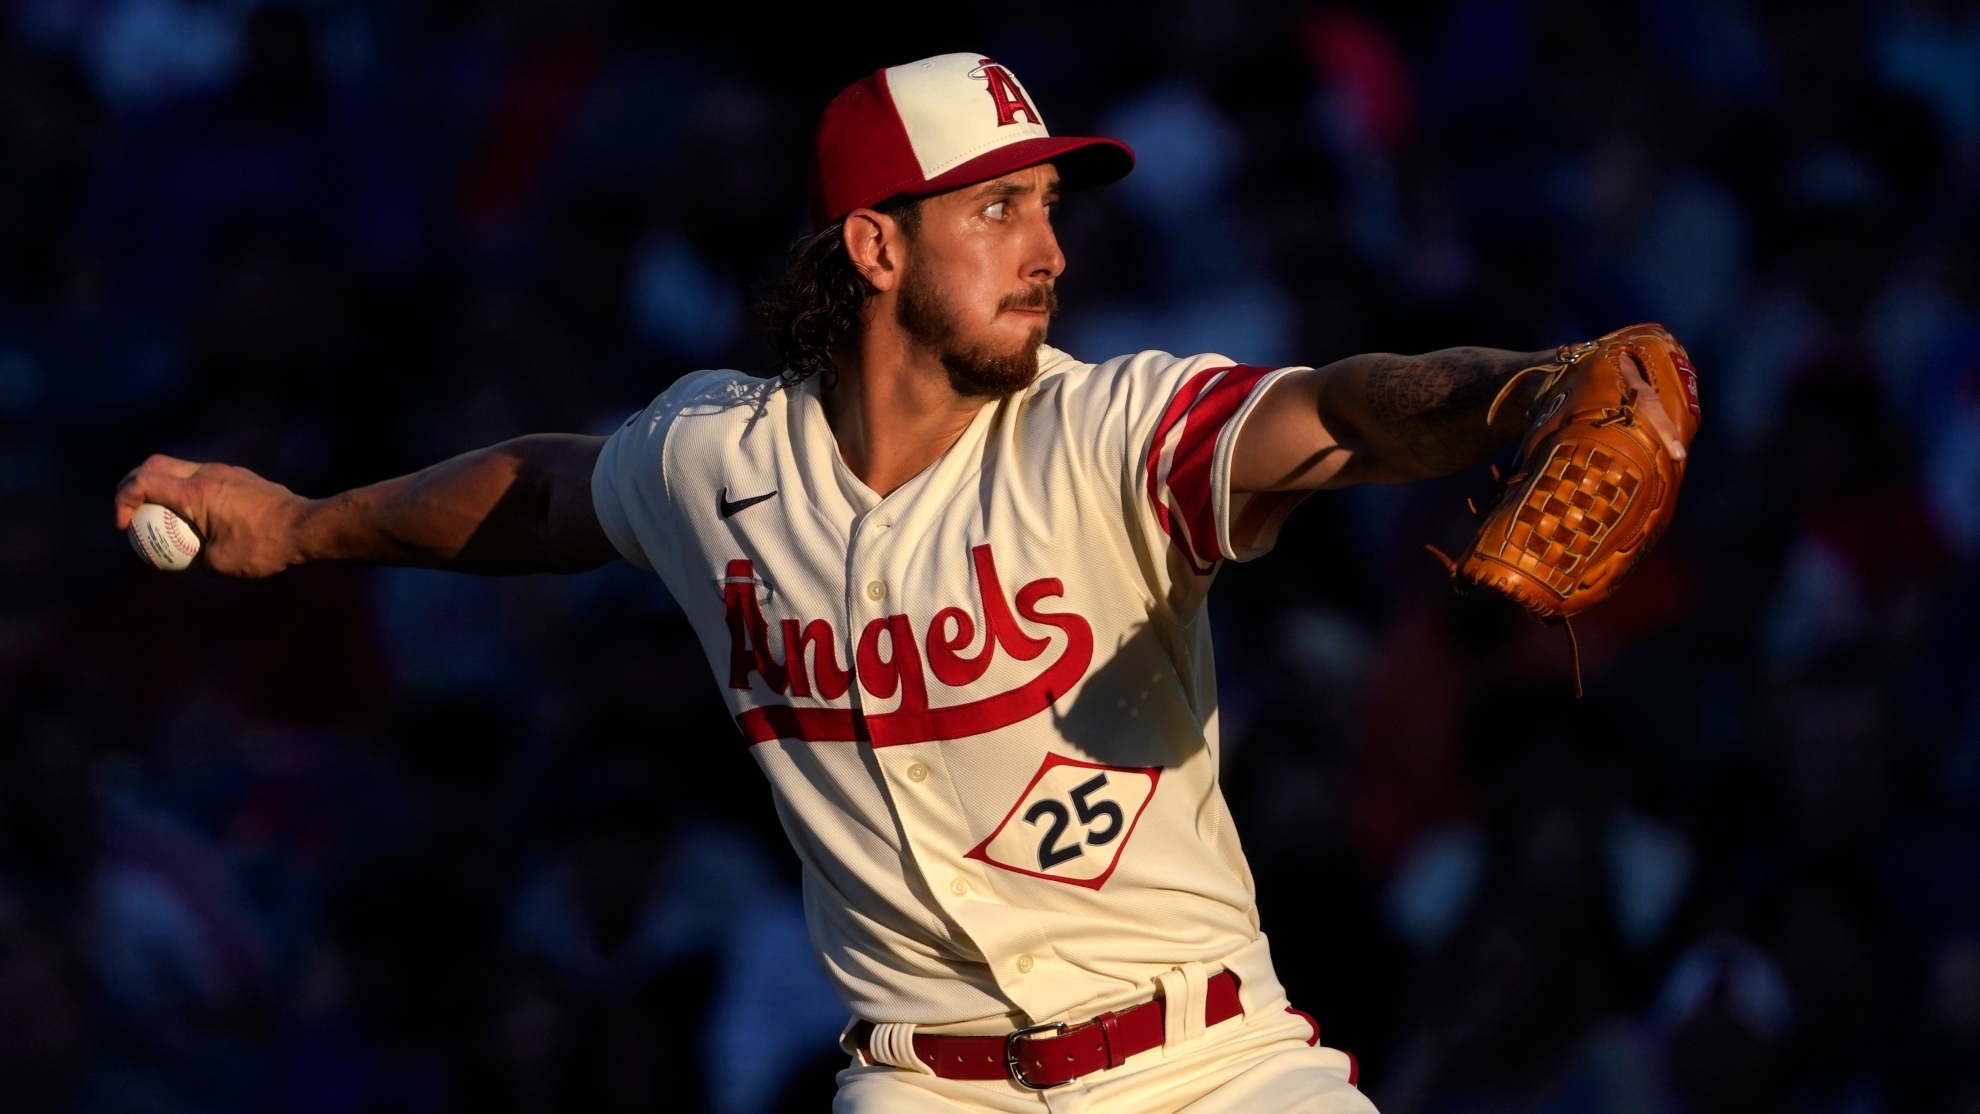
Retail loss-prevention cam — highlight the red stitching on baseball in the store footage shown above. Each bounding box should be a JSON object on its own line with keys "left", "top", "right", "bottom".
{"left": 162, "top": 512, "right": 197, "bottom": 556}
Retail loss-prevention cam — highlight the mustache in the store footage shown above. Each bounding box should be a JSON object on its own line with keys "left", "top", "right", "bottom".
{"left": 997, "top": 284, "right": 1059, "bottom": 316}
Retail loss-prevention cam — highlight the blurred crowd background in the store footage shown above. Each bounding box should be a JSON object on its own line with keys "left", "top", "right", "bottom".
{"left": 3, "top": 0, "right": 1979, "bottom": 1111}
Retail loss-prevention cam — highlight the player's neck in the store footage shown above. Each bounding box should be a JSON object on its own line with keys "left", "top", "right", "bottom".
{"left": 823, "top": 332, "right": 985, "bottom": 498}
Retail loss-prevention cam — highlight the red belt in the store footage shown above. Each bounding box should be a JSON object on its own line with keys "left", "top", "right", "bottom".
{"left": 855, "top": 971, "right": 1243, "bottom": 1090}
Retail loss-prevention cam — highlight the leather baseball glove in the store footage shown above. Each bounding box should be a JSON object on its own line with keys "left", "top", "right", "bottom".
{"left": 1431, "top": 323, "right": 1702, "bottom": 694}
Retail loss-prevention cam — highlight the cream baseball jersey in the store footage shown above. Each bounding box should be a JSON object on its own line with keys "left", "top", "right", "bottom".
{"left": 591, "top": 345, "right": 1311, "bottom": 1028}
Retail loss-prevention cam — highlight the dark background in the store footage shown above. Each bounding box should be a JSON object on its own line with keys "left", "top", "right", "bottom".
{"left": 3, "top": 0, "right": 1979, "bottom": 1111}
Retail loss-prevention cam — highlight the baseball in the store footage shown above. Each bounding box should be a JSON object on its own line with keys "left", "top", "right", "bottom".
{"left": 128, "top": 503, "right": 201, "bottom": 571}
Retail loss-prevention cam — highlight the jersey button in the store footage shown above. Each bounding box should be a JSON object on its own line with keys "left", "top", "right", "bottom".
{"left": 906, "top": 762, "right": 929, "bottom": 783}
{"left": 865, "top": 580, "right": 887, "bottom": 601}
{"left": 949, "top": 878, "right": 968, "bottom": 897}
{"left": 1015, "top": 954, "right": 1035, "bottom": 974}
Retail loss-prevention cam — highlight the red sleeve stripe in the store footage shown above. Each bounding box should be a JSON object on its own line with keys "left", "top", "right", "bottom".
{"left": 1145, "top": 365, "right": 1277, "bottom": 575}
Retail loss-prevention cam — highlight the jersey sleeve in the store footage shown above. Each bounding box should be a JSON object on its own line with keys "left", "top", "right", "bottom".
{"left": 591, "top": 399, "right": 667, "bottom": 573}
{"left": 1054, "top": 348, "right": 1307, "bottom": 607}
{"left": 593, "top": 371, "right": 748, "bottom": 573}
{"left": 1139, "top": 358, "right": 1307, "bottom": 574}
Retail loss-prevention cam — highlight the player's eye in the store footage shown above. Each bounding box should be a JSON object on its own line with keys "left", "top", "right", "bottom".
{"left": 983, "top": 200, "right": 1008, "bottom": 220}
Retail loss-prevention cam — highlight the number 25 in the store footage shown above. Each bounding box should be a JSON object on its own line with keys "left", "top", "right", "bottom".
{"left": 1023, "top": 774, "right": 1125, "bottom": 870}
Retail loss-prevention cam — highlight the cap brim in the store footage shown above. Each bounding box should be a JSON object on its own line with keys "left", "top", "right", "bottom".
{"left": 906, "top": 135, "right": 1135, "bottom": 201}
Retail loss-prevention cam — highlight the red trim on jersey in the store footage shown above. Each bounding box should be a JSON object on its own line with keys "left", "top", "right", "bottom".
{"left": 736, "top": 705, "right": 867, "bottom": 744}
{"left": 1145, "top": 365, "right": 1277, "bottom": 575}
{"left": 1286, "top": 1005, "right": 1321, "bottom": 1047}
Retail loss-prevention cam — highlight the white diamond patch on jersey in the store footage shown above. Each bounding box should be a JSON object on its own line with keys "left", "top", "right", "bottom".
{"left": 966, "top": 754, "right": 1160, "bottom": 889}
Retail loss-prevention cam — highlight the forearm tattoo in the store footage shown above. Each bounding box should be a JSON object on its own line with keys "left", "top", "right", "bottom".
{"left": 1363, "top": 347, "right": 1556, "bottom": 475}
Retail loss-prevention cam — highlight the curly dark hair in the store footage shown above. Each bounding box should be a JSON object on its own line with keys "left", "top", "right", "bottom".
{"left": 753, "top": 197, "right": 922, "bottom": 388}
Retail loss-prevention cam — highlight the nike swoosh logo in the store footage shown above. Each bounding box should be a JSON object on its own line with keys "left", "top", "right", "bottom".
{"left": 718, "top": 487, "right": 778, "bottom": 518}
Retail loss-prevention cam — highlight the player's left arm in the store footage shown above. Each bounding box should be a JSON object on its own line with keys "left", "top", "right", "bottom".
{"left": 1230, "top": 347, "right": 1557, "bottom": 491}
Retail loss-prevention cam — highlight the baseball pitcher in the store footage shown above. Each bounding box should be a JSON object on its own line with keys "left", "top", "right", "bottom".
{"left": 114, "top": 54, "right": 1698, "bottom": 1113}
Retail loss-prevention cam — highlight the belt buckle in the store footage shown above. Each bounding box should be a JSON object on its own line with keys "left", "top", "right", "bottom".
{"left": 1004, "top": 1021, "right": 1072, "bottom": 1090}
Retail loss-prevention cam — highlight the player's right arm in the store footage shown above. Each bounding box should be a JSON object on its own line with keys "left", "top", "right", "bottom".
{"left": 1231, "top": 346, "right": 1559, "bottom": 491}
{"left": 112, "top": 434, "right": 618, "bottom": 577}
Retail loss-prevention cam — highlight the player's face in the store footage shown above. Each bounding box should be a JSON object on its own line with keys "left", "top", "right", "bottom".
{"left": 896, "top": 165, "right": 1066, "bottom": 397}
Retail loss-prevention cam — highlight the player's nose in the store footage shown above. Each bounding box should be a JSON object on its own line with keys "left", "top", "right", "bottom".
{"left": 1024, "top": 218, "right": 1066, "bottom": 284}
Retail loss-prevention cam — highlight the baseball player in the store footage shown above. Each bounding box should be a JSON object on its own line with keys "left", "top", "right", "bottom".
{"left": 115, "top": 54, "right": 1698, "bottom": 1113}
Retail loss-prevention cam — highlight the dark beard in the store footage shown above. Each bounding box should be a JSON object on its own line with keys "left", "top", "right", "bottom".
{"left": 895, "top": 265, "right": 1056, "bottom": 399}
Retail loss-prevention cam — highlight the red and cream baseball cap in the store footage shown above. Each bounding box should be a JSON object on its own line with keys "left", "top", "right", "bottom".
{"left": 808, "top": 52, "right": 1135, "bottom": 226}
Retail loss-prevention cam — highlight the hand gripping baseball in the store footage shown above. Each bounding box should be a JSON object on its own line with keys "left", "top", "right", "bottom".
{"left": 114, "top": 455, "right": 311, "bottom": 577}
{"left": 1429, "top": 323, "right": 1703, "bottom": 694}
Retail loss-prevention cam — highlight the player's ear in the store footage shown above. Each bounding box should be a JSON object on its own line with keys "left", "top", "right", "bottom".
{"left": 843, "top": 208, "right": 904, "bottom": 292}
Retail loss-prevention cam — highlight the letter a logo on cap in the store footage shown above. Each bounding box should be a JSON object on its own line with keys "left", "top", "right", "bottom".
{"left": 976, "top": 60, "right": 1040, "bottom": 127}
